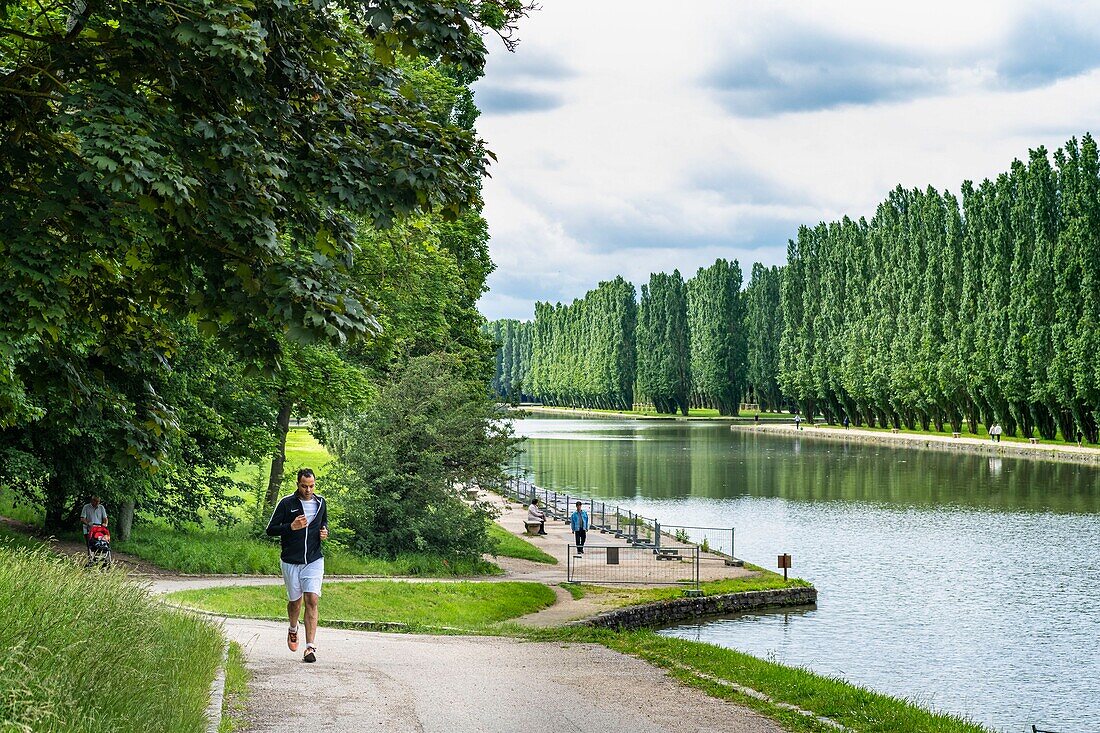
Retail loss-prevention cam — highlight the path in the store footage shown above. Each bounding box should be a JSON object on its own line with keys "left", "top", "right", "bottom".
{"left": 221, "top": 616, "right": 783, "bottom": 733}
{"left": 742, "top": 422, "right": 1100, "bottom": 464}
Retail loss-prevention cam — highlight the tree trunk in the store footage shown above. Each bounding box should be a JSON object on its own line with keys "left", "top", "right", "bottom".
{"left": 116, "top": 500, "right": 135, "bottom": 542}
{"left": 264, "top": 400, "right": 294, "bottom": 517}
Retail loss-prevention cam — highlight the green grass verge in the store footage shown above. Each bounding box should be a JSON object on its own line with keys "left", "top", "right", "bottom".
{"left": 811, "top": 421, "right": 1095, "bottom": 448}
{"left": 524, "top": 627, "right": 990, "bottom": 733}
{"left": 0, "top": 523, "right": 48, "bottom": 551}
{"left": 114, "top": 525, "right": 501, "bottom": 576}
{"left": 576, "top": 571, "right": 811, "bottom": 608}
{"left": 167, "top": 580, "right": 557, "bottom": 631}
{"left": 487, "top": 523, "right": 557, "bottom": 564}
{"left": 218, "top": 642, "right": 249, "bottom": 733}
{"left": 2, "top": 548, "right": 223, "bottom": 733}
{"left": 560, "top": 582, "right": 586, "bottom": 600}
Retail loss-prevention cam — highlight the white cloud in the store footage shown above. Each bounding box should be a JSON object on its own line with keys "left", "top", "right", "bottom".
{"left": 475, "top": 0, "right": 1100, "bottom": 321}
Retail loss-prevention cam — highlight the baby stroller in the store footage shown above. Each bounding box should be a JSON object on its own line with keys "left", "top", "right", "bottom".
{"left": 86, "top": 524, "right": 112, "bottom": 568}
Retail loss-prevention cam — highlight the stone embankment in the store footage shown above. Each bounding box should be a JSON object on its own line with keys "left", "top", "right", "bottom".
{"left": 578, "top": 587, "right": 818, "bottom": 630}
{"left": 740, "top": 423, "right": 1100, "bottom": 466}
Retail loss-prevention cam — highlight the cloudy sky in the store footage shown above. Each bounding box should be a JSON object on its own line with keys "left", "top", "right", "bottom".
{"left": 473, "top": 0, "right": 1100, "bottom": 321}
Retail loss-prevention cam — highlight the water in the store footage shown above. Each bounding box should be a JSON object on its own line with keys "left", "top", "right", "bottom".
{"left": 513, "top": 415, "right": 1100, "bottom": 733}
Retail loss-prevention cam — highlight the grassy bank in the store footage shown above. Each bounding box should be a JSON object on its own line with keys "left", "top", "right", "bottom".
{"left": 167, "top": 580, "right": 556, "bottom": 630}
{"left": 114, "top": 526, "right": 500, "bottom": 576}
{"left": 526, "top": 627, "right": 990, "bottom": 733}
{"left": 487, "top": 523, "right": 557, "bottom": 564}
{"left": 519, "top": 406, "right": 790, "bottom": 420}
{"left": 1, "top": 549, "right": 223, "bottom": 733}
{"left": 793, "top": 420, "right": 1094, "bottom": 449}
{"left": 576, "top": 571, "right": 811, "bottom": 608}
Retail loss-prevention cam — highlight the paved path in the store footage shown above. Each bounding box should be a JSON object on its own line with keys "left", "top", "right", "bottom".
{"left": 742, "top": 422, "right": 1100, "bottom": 464}
{"left": 222, "top": 616, "right": 783, "bottom": 733}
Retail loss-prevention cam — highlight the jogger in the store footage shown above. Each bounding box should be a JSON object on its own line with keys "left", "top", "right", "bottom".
{"left": 267, "top": 468, "right": 329, "bottom": 663}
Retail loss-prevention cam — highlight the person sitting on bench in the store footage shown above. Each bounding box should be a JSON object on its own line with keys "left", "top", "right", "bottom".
{"left": 527, "top": 497, "right": 547, "bottom": 535}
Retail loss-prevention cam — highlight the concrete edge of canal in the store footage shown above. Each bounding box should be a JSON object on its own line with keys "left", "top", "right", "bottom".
{"left": 574, "top": 587, "right": 818, "bottom": 630}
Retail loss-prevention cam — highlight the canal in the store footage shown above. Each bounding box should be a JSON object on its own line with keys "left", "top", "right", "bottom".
{"left": 514, "top": 415, "right": 1100, "bottom": 733}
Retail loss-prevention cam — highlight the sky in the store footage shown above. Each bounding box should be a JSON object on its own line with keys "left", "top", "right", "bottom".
{"left": 473, "top": 0, "right": 1100, "bottom": 321}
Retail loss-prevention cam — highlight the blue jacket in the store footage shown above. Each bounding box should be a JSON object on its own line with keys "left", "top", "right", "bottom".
{"left": 570, "top": 510, "right": 589, "bottom": 531}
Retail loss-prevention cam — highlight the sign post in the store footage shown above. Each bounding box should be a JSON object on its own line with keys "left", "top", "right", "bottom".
{"left": 778, "top": 553, "right": 792, "bottom": 581}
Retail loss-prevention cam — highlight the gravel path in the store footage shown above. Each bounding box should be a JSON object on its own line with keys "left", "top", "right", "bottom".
{"left": 222, "top": 616, "right": 783, "bottom": 733}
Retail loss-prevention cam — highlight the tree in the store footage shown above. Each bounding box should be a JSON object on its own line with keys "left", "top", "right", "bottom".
{"left": 686, "top": 259, "right": 746, "bottom": 415}
{"left": 323, "top": 354, "right": 520, "bottom": 559}
{"left": 637, "top": 271, "right": 690, "bottom": 415}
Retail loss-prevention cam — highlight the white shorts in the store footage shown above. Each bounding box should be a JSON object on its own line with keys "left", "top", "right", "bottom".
{"left": 280, "top": 558, "right": 324, "bottom": 601}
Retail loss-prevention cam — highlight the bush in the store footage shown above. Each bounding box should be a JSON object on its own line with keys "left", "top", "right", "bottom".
{"left": 325, "top": 354, "right": 521, "bottom": 559}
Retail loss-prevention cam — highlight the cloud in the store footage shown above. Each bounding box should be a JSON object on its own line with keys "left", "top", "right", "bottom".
{"left": 703, "top": 9, "right": 1100, "bottom": 117}
{"left": 996, "top": 11, "right": 1100, "bottom": 89}
{"left": 475, "top": 87, "right": 564, "bottom": 115}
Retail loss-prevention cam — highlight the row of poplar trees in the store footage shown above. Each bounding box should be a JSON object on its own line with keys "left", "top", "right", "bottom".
{"left": 492, "top": 134, "right": 1100, "bottom": 438}
{"left": 781, "top": 135, "right": 1100, "bottom": 441}
{"left": 488, "top": 263, "right": 783, "bottom": 416}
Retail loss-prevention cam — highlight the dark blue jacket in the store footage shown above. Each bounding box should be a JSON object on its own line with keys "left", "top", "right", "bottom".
{"left": 266, "top": 493, "right": 327, "bottom": 565}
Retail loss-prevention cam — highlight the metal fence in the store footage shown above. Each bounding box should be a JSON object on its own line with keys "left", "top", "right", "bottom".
{"left": 566, "top": 544, "right": 700, "bottom": 589}
{"left": 505, "top": 475, "right": 736, "bottom": 561}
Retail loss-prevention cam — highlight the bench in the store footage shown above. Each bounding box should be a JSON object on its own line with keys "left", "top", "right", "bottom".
{"left": 464, "top": 488, "right": 479, "bottom": 501}
{"left": 952, "top": 432, "right": 961, "bottom": 438}
{"left": 655, "top": 548, "right": 680, "bottom": 561}
{"left": 524, "top": 522, "right": 542, "bottom": 536}
{"left": 1029, "top": 437, "right": 1039, "bottom": 444}
{"left": 891, "top": 428, "right": 899, "bottom": 434}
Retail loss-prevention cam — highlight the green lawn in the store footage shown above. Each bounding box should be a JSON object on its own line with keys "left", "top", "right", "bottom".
{"left": 487, "top": 522, "right": 557, "bottom": 564}
{"left": 811, "top": 420, "right": 1093, "bottom": 448}
{"left": 576, "top": 571, "right": 811, "bottom": 608}
{"left": 2, "top": 548, "right": 223, "bottom": 733}
{"left": 168, "top": 580, "right": 556, "bottom": 630}
{"left": 114, "top": 525, "right": 501, "bottom": 576}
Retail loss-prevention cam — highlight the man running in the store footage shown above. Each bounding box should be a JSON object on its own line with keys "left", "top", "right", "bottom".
{"left": 266, "top": 468, "right": 328, "bottom": 663}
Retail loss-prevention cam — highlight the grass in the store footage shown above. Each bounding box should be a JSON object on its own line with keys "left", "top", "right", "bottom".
{"left": 168, "top": 580, "right": 557, "bottom": 630}
{"left": 522, "top": 626, "right": 990, "bottom": 733}
{"left": 487, "top": 522, "right": 557, "bottom": 564}
{"left": 114, "top": 525, "right": 501, "bottom": 576}
{"left": 521, "top": 406, "right": 791, "bottom": 419}
{"left": 218, "top": 642, "right": 249, "bottom": 733}
{"left": 576, "top": 570, "right": 811, "bottom": 608}
{"left": 0, "top": 522, "right": 48, "bottom": 551}
{"left": 1, "top": 548, "right": 223, "bottom": 733}
{"left": 560, "top": 582, "right": 586, "bottom": 599}
{"left": 811, "top": 420, "right": 1094, "bottom": 449}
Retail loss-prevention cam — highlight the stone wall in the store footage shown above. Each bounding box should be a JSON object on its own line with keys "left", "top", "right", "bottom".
{"left": 577, "top": 586, "right": 818, "bottom": 630}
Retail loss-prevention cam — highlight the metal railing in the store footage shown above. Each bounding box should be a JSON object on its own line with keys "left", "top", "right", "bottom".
{"left": 505, "top": 475, "right": 736, "bottom": 562}
{"left": 566, "top": 544, "right": 700, "bottom": 589}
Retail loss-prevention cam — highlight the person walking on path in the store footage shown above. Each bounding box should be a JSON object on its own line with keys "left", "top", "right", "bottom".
{"left": 570, "top": 501, "right": 589, "bottom": 555}
{"left": 527, "top": 497, "right": 547, "bottom": 535}
{"left": 990, "top": 423, "right": 1002, "bottom": 443}
{"left": 80, "top": 495, "right": 108, "bottom": 551}
{"left": 266, "top": 468, "right": 328, "bottom": 663}
{"left": 843, "top": 415, "right": 850, "bottom": 430}
{"left": 795, "top": 414, "right": 802, "bottom": 430}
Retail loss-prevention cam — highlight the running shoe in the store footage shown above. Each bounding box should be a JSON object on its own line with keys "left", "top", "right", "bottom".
{"left": 303, "top": 646, "right": 317, "bottom": 663}
{"left": 287, "top": 628, "right": 299, "bottom": 652}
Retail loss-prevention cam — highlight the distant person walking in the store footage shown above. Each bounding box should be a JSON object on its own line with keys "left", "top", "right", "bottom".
{"left": 80, "top": 495, "right": 108, "bottom": 550}
{"left": 570, "top": 501, "right": 589, "bottom": 555}
{"left": 527, "top": 497, "right": 547, "bottom": 535}
{"left": 267, "top": 468, "right": 328, "bottom": 663}
{"left": 990, "top": 423, "right": 1003, "bottom": 443}
{"left": 843, "top": 415, "right": 850, "bottom": 430}
{"left": 795, "top": 414, "right": 802, "bottom": 430}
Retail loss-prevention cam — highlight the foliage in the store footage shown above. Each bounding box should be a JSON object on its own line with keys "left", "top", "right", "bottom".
{"left": 744, "top": 264, "right": 785, "bottom": 412}
{"left": 686, "top": 259, "right": 747, "bottom": 415}
{"left": 778, "top": 135, "right": 1100, "bottom": 440}
{"left": 167, "top": 579, "right": 556, "bottom": 630}
{"left": 325, "top": 353, "right": 521, "bottom": 558}
{"left": 524, "top": 277, "right": 637, "bottom": 410}
{"left": 637, "top": 270, "right": 691, "bottom": 415}
{"left": 218, "top": 643, "right": 250, "bottom": 733}
{"left": 1, "top": 549, "right": 223, "bottom": 732}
